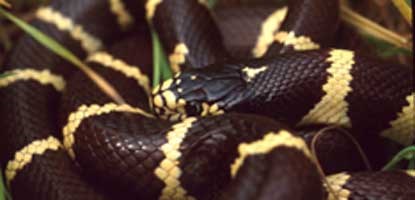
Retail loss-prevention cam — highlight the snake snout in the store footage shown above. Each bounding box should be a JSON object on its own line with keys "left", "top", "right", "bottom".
{"left": 151, "top": 66, "right": 246, "bottom": 121}
{"left": 151, "top": 72, "right": 208, "bottom": 121}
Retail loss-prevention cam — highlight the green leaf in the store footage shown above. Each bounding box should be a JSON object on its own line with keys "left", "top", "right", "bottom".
{"left": 151, "top": 30, "right": 172, "bottom": 87}
{"left": 383, "top": 145, "right": 415, "bottom": 170}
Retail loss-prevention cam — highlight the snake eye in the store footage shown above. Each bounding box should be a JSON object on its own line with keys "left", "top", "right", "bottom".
{"left": 185, "top": 102, "right": 202, "bottom": 116}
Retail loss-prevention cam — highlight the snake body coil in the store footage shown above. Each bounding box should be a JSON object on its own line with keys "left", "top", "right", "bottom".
{"left": 0, "top": 0, "right": 414, "bottom": 200}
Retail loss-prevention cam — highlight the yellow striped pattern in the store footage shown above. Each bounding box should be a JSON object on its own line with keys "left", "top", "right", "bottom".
{"left": 146, "top": 0, "right": 163, "bottom": 21}
{"left": 36, "top": 7, "right": 103, "bottom": 54}
{"left": 109, "top": 0, "right": 134, "bottom": 29}
{"left": 326, "top": 172, "right": 351, "bottom": 200}
{"left": 169, "top": 43, "right": 189, "bottom": 73}
{"left": 87, "top": 52, "right": 151, "bottom": 94}
{"left": 299, "top": 49, "right": 354, "bottom": 127}
{"left": 154, "top": 117, "right": 197, "bottom": 200}
{"left": 230, "top": 130, "right": 311, "bottom": 177}
{"left": 0, "top": 69, "right": 65, "bottom": 91}
{"left": 252, "top": 7, "right": 288, "bottom": 58}
{"left": 274, "top": 31, "right": 320, "bottom": 51}
{"left": 62, "top": 103, "right": 154, "bottom": 158}
{"left": 381, "top": 93, "right": 415, "bottom": 146}
{"left": 5, "top": 136, "right": 61, "bottom": 184}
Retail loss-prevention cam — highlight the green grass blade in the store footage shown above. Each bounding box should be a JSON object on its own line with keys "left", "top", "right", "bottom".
{"left": 0, "top": 7, "right": 125, "bottom": 104}
{"left": 159, "top": 49, "right": 172, "bottom": 81}
{"left": 151, "top": 30, "right": 161, "bottom": 87}
{"left": 149, "top": 0, "right": 218, "bottom": 87}
{"left": 0, "top": 167, "right": 10, "bottom": 200}
{"left": 0, "top": 171, "right": 4, "bottom": 200}
{"left": 0, "top": 7, "right": 82, "bottom": 67}
{"left": 383, "top": 145, "right": 415, "bottom": 170}
{"left": 151, "top": 29, "right": 172, "bottom": 87}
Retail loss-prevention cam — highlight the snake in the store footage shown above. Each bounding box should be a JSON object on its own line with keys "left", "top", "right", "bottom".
{"left": 0, "top": 0, "right": 414, "bottom": 200}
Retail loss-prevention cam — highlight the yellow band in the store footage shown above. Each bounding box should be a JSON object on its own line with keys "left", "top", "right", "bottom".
{"left": 109, "top": 0, "right": 134, "bottom": 29}
{"left": 252, "top": 7, "right": 288, "bottom": 58}
{"left": 381, "top": 93, "right": 415, "bottom": 146}
{"left": 326, "top": 172, "right": 351, "bottom": 200}
{"left": 62, "top": 103, "right": 154, "bottom": 159}
{"left": 87, "top": 52, "right": 151, "bottom": 95}
{"left": 154, "top": 117, "right": 197, "bottom": 200}
{"left": 36, "top": 7, "right": 103, "bottom": 54}
{"left": 274, "top": 31, "right": 320, "bottom": 51}
{"left": 0, "top": 69, "right": 65, "bottom": 91}
{"left": 5, "top": 136, "right": 61, "bottom": 184}
{"left": 230, "top": 130, "right": 311, "bottom": 177}
{"left": 299, "top": 49, "right": 354, "bottom": 126}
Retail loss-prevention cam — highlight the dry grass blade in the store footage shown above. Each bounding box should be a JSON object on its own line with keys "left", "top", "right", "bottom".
{"left": 310, "top": 126, "right": 372, "bottom": 200}
{"left": 311, "top": 126, "right": 372, "bottom": 170}
{"left": 0, "top": 0, "right": 11, "bottom": 8}
{"left": 74, "top": 60, "right": 126, "bottom": 104}
{"left": 340, "top": 2, "right": 412, "bottom": 51}
{"left": 392, "top": 0, "right": 412, "bottom": 25}
{"left": 309, "top": 139, "right": 339, "bottom": 200}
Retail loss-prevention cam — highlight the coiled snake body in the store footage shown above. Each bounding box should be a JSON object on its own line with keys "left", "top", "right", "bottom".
{"left": 0, "top": 0, "right": 414, "bottom": 200}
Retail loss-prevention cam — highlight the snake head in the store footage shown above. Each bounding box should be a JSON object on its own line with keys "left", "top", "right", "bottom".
{"left": 151, "top": 63, "right": 247, "bottom": 121}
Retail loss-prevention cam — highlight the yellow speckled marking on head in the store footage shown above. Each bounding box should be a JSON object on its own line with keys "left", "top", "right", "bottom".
{"left": 381, "top": 93, "right": 414, "bottom": 146}
{"left": 153, "top": 94, "right": 164, "bottom": 108}
{"left": 109, "top": 0, "right": 134, "bottom": 29}
{"left": 87, "top": 52, "right": 151, "bottom": 94}
{"left": 0, "top": 69, "right": 65, "bottom": 91}
{"left": 230, "top": 130, "right": 311, "bottom": 177}
{"left": 326, "top": 172, "right": 351, "bottom": 200}
{"left": 200, "top": 103, "right": 224, "bottom": 117}
{"left": 298, "top": 49, "right": 354, "bottom": 126}
{"left": 154, "top": 117, "right": 197, "bottom": 200}
{"left": 169, "top": 43, "right": 189, "bottom": 73}
{"left": 274, "top": 31, "right": 320, "bottom": 51}
{"left": 242, "top": 66, "right": 268, "bottom": 82}
{"left": 252, "top": 7, "right": 288, "bottom": 58}
{"left": 161, "top": 79, "right": 174, "bottom": 91}
{"left": 36, "top": 7, "right": 103, "bottom": 54}
{"left": 5, "top": 136, "right": 61, "bottom": 184}
{"left": 62, "top": 103, "right": 154, "bottom": 158}
{"left": 146, "top": 0, "right": 163, "bottom": 21}
{"left": 162, "top": 90, "right": 178, "bottom": 109}
{"left": 153, "top": 84, "right": 162, "bottom": 94}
